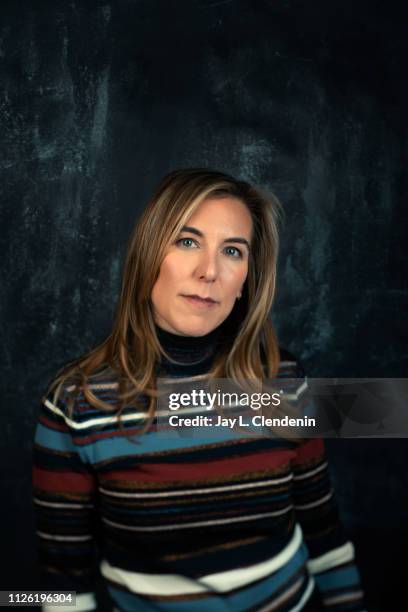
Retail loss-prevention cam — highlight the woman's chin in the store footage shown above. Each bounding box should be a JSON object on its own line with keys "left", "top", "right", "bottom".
{"left": 175, "top": 320, "right": 219, "bottom": 337}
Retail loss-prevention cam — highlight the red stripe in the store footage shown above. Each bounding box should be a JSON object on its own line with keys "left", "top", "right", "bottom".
{"left": 103, "top": 449, "right": 295, "bottom": 483}
{"left": 39, "top": 414, "right": 68, "bottom": 433}
{"left": 32, "top": 467, "right": 95, "bottom": 493}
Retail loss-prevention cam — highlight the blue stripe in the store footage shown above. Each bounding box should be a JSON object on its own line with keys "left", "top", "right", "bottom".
{"left": 83, "top": 431, "right": 241, "bottom": 463}
{"left": 108, "top": 587, "right": 230, "bottom": 612}
{"left": 35, "top": 424, "right": 76, "bottom": 452}
{"left": 315, "top": 564, "right": 361, "bottom": 591}
{"left": 220, "top": 543, "right": 309, "bottom": 610}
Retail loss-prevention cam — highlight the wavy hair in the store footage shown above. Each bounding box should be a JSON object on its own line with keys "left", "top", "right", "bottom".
{"left": 46, "top": 168, "right": 282, "bottom": 434}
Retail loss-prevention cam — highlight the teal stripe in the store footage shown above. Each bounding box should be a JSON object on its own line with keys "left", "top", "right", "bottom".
{"left": 84, "top": 431, "right": 239, "bottom": 463}
{"left": 35, "top": 423, "right": 75, "bottom": 452}
{"left": 315, "top": 564, "right": 361, "bottom": 591}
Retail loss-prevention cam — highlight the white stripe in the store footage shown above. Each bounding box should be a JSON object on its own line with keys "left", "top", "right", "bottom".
{"left": 99, "top": 473, "right": 293, "bottom": 499}
{"left": 279, "top": 379, "right": 308, "bottom": 401}
{"left": 293, "top": 461, "right": 328, "bottom": 480}
{"left": 45, "top": 397, "right": 231, "bottom": 427}
{"left": 307, "top": 541, "right": 355, "bottom": 574}
{"left": 256, "top": 575, "right": 304, "bottom": 611}
{"left": 159, "top": 374, "right": 213, "bottom": 384}
{"left": 256, "top": 575, "right": 315, "bottom": 612}
{"left": 44, "top": 398, "right": 144, "bottom": 429}
{"left": 36, "top": 530, "right": 92, "bottom": 542}
{"left": 66, "top": 383, "right": 118, "bottom": 391}
{"left": 42, "top": 592, "right": 96, "bottom": 611}
{"left": 100, "top": 524, "right": 303, "bottom": 595}
{"left": 33, "top": 497, "right": 93, "bottom": 509}
{"left": 102, "top": 505, "right": 293, "bottom": 532}
{"left": 294, "top": 489, "right": 333, "bottom": 510}
{"left": 288, "top": 576, "right": 315, "bottom": 612}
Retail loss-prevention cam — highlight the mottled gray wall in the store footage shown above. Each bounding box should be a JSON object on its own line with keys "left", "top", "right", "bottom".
{"left": 1, "top": 1, "right": 406, "bottom": 609}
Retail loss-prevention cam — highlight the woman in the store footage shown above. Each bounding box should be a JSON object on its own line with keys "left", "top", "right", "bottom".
{"left": 33, "top": 169, "right": 365, "bottom": 611}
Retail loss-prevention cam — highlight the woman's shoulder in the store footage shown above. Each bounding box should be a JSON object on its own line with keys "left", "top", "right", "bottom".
{"left": 42, "top": 367, "right": 121, "bottom": 422}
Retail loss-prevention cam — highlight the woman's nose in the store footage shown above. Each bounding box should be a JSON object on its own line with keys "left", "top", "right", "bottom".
{"left": 195, "top": 251, "right": 219, "bottom": 281}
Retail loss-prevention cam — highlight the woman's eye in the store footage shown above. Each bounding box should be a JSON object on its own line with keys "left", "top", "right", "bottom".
{"left": 176, "top": 238, "right": 198, "bottom": 248}
{"left": 175, "top": 239, "right": 242, "bottom": 258}
{"left": 225, "top": 246, "right": 243, "bottom": 259}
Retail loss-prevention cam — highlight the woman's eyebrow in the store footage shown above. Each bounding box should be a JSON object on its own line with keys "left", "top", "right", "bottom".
{"left": 180, "top": 225, "right": 250, "bottom": 250}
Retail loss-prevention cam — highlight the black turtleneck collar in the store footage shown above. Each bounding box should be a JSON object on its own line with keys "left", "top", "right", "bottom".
{"left": 155, "top": 321, "right": 226, "bottom": 377}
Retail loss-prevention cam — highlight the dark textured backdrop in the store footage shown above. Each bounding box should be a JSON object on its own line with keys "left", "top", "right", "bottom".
{"left": 1, "top": 1, "right": 406, "bottom": 610}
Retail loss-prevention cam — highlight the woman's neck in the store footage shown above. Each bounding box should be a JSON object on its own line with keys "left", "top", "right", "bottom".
{"left": 155, "top": 322, "right": 225, "bottom": 376}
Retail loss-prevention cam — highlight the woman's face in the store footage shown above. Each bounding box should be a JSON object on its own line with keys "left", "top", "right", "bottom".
{"left": 151, "top": 196, "right": 253, "bottom": 336}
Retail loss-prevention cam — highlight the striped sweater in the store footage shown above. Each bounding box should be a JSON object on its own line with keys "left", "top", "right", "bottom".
{"left": 33, "top": 325, "right": 366, "bottom": 611}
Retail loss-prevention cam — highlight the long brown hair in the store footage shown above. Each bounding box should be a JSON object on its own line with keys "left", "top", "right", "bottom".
{"left": 46, "top": 168, "right": 282, "bottom": 433}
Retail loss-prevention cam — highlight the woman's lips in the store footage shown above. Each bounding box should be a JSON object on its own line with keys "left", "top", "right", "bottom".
{"left": 181, "top": 295, "right": 219, "bottom": 309}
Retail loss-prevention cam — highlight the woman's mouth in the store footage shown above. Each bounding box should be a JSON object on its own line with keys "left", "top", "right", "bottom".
{"left": 181, "top": 295, "right": 219, "bottom": 309}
